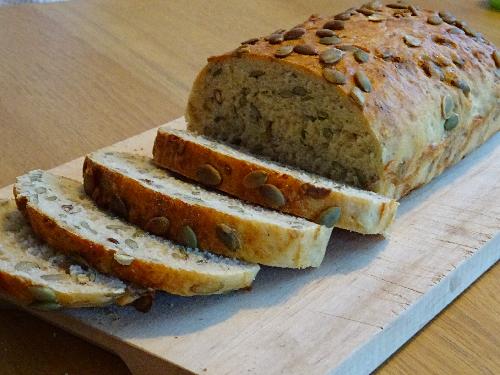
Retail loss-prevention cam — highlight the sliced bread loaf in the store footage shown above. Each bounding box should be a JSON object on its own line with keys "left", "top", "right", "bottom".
{"left": 14, "top": 171, "right": 259, "bottom": 296}
{"left": 83, "top": 150, "right": 332, "bottom": 268}
{"left": 0, "top": 199, "right": 141, "bottom": 310}
{"left": 153, "top": 128, "right": 398, "bottom": 235}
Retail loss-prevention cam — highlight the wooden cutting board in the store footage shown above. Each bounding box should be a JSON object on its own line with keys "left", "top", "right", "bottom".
{"left": 1, "top": 117, "right": 499, "bottom": 375}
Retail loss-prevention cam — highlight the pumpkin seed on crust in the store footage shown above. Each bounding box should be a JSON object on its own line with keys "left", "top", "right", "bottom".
{"left": 216, "top": 224, "right": 242, "bottom": 251}
{"left": 259, "top": 184, "right": 286, "bottom": 207}
{"left": 243, "top": 170, "right": 268, "bottom": 189}
{"left": 317, "top": 207, "right": 341, "bottom": 228}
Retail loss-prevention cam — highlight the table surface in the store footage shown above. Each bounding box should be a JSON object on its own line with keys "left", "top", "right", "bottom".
{"left": 0, "top": 0, "right": 498, "bottom": 374}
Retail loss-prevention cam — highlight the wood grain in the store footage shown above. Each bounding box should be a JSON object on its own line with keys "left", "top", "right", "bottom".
{"left": 0, "top": 0, "right": 498, "bottom": 374}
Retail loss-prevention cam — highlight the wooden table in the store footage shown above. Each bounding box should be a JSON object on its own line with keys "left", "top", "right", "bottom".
{"left": 0, "top": 1, "right": 498, "bottom": 374}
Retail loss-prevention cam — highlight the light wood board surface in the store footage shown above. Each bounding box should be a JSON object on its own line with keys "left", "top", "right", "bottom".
{"left": 0, "top": 1, "right": 499, "bottom": 374}
{"left": 1, "top": 117, "right": 499, "bottom": 374}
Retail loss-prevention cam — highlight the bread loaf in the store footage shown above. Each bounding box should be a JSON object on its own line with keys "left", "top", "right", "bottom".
{"left": 14, "top": 171, "right": 260, "bottom": 296}
{"left": 83, "top": 151, "right": 332, "bottom": 268}
{"left": 186, "top": 2, "right": 499, "bottom": 199}
{"left": 153, "top": 127, "right": 398, "bottom": 235}
{"left": 0, "top": 200, "right": 142, "bottom": 310}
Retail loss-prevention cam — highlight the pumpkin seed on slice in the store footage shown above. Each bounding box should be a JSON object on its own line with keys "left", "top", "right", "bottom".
{"left": 368, "top": 14, "right": 386, "bottom": 22}
{"left": 334, "top": 12, "right": 351, "bottom": 21}
{"left": 267, "top": 33, "right": 284, "bottom": 44}
{"left": 216, "top": 224, "right": 241, "bottom": 251}
{"left": 444, "top": 113, "right": 459, "bottom": 130}
{"left": 317, "top": 207, "right": 341, "bottom": 228}
{"left": 404, "top": 34, "right": 422, "bottom": 48}
{"left": 243, "top": 170, "right": 268, "bottom": 189}
{"left": 181, "top": 225, "right": 198, "bottom": 249}
{"left": 35, "top": 187, "right": 47, "bottom": 194}
{"left": 46, "top": 196, "right": 57, "bottom": 201}
{"left": 320, "top": 48, "right": 344, "bottom": 64}
{"left": 323, "top": 68, "right": 346, "bottom": 85}
{"left": 283, "top": 27, "right": 306, "bottom": 40}
{"left": 323, "top": 20, "right": 345, "bottom": 30}
{"left": 427, "top": 14, "right": 443, "bottom": 25}
{"left": 259, "top": 184, "right": 286, "bottom": 207}
{"left": 196, "top": 164, "right": 222, "bottom": 186}
{"left": 293, "top": 44, "right": 318, "bottom": 56}
{"left": 316, "top": 28, "right": 335, "bottom": 37}
{"left": 275, "top": 45, "right": 294, "bottom": 58}
{"left": 114, "top": 253, "right": 135, "bottom": 266}
{"left": 442, "top": 95, "right": 454, "bottom": 119}
{"left": 354, "top": 49, "right": 370, "bottom": 63}
{"left": 319, "top": 36, "right": 342, "bottom": 45}
{"left": 29, "top": 286, "right": 57, "bottom": 303}
{"left": 190, "top": 281, "right": 224, "bottom": 295}
{"left": 354, "top": 71, "right": 372, "bottom": 92}
{"left": 125, "top": 239, "right": 138, "bottom": 249}
{"left": 15, "top": 261, "right": 40, "bottom": 273}
{"left": 145, "top": 216, "right": 170, "bottom": 236}
{"left": 350, "top": 87, "right": 365, "bottom": 107}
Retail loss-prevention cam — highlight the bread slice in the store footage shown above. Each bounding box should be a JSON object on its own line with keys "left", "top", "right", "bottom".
{"left": 0, "top": 199, "right": 141, "bottom": 310}
{"left": 83, "top": 150, "right": 332, "bottom": 268}
{"left": 14, "top": 171, "right": 259, "bottom": 296}
{"left": 153, "top": 128, "right": 398, "bottom": 235}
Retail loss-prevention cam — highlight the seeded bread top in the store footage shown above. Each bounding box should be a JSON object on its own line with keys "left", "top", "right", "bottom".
{"left": 204, "top": 1, "right": 499, "bottom": 198}
{"left": 0, "top": 200, "right": 127, "bottom": 296}
{"left": 15, "top": 171, "right": 260, "bottom": 276}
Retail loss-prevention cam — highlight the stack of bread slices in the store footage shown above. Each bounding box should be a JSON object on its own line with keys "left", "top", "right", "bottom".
{"left": 0, "top": 126, "right": 397, "bottom": 312}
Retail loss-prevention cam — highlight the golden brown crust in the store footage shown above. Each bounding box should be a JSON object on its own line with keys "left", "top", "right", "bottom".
{"left": 82, "top": 154, "right": 331, "bottom": 267}
{"left": 153, "top": 130, "right": 398, "bottom": 235}
{"left": 191, "top": 4, "right": 499, "bottom": 199}
{"left": 14, "top": 188, "right": 256, "bottom": 295}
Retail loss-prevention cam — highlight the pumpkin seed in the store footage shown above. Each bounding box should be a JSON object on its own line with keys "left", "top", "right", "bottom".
{"left": 317, "top": 207, "right": 341, "bottom": 228}
{"left": 323, "top": 20, "right": 344, "bottom": 30}
{"left": 29, "top": 301, "right": 62, "bottom": 311}
{"left": 216, "top": 224, "right": 241, "bottom": 251}
{"left": 403, "top": 34, "right": 421, "bottom": 48}
{"left": 46, "top": 196, "right": 57, "bottom": 201}
{"left": 35, "top": 187, "right": 47, "bottom": 194}
{"left": 15, "top": 261, "right": 40, "bottom": 272}
{"left": 241, "top": 37, "right": 259, "bottom": 45}
{"left": 196, "top": 164, "right": 222, "bottom": 186}
{"left": 29, "top": 286, "right": 57, "bottom": 303}
{"left": 456, "top": 79, "right": 470, "bottom": 96}
{"left": 408, "top": 5, "right": 419, "bottom": 16}
{"left": 387, "top": 3, "right": 409, "bottom": 9}
{"left": 267, "top": 33, "right": 284, "bottom": 44}
{"left": 350, "top": 87, "right": 365, "bottom": 107}
{"left": 492, "top": 51, "right": 500, "bottom": 68}
{"left": 368, "top": 14, "right": 386, "bottom": 22}
{"left": 319, "top": 48, "right": 344, "bottom": 64}
{"left": 323, "top": 68, "right": 346, "bottom": 85}
{"left": 337, "top": 45, "right": 358, "bottom": 52}
{"left": 334, "top": 13, "right": 351, "bottom": 21}
{"left": 422, "top": 61, "right": 444, "bottom": 80}
{"left": 243, "top": 170, "right": 268, "bottom": 188}
{"left": 214, "top": 89, "right": 223, "bottom": 104}
{"left": 439, "top": 11, "right": 456, "bottom": 25}
{"left": 114, "top": 253, "right": 135, "bottom": 266}
{"left": 448, "top": 27, "right": 464, "bottom": 35}
{"left": 293, "top": 44, "right": 318, "bottom": 56}
{"left": 319, "top": 36, "right": 342, "bottom": 45}
{"left": 450, "top": 52, "right": 465, "bottom": 67}
{"left": 106, "top": 224, "right": 128, "bottom": 232}
{"left": 181, "top": 225, "right": 198, "bottom": 248}
{"left": 125, "top": 239, "right": 138, "bottom": 249}
{"left": 427, "top": 14, "right": 443, "bottom": 25}
{"left": 364, "top": 1, "right": 383, "bottom": 11}
{"left": 41, "top": 274, "right": 67, "bottom": 282}
{"left": 444, "top": 113, "right": 459, "bottom": 130}
{"left": 190, "top": 281, "right": 224, "bottom": 295}
{"left": 354, "top": 49, "right": 370, "bottom": 63}
{"left": 275, "top": 45, "right": 294, "bottom": 58}
{"left": 357, "top": 7, "right": 375, "bottom": 16}
{"left": 283, "top": 27, "right": 306, "bottom": 40}
{"left": 316, "top": 28, "right": 335, "bottom": 37}
{"left": 433, "top": 35, "right": 456, "bottom": 48}
{"left": 354, "top": 71, "right": 372, "bottom": 92}
{"left": 434, "top": 54, "right": 452, "bottom": 67}
{"left": 80, "top": 221, "right": 98, "bottom": 235}
{"left": 146, "top": 216, "right": 170, "bottom": 236}
{"left": 442, "top": 95, "right": 454, "bottom": 119}
{"left": 259, "top": 184, "right": 286, "bottom": 207}
{"left": 109, "top": 195, "right": 128, "bottom": 219}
